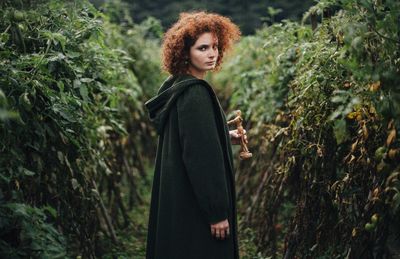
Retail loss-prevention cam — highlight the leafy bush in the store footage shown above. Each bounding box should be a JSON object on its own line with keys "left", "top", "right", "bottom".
{"left": 0, "top": 0, "right": 162, "bottom": 257}
{"left": 0, "top": 203, "right": 67, "bottom": 258}
{"left": 212, "top": 0, "right": 400, "bottom": 257}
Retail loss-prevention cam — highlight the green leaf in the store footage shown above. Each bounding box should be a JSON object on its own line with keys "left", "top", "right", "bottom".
{"left": 20, "top": 167, "right": 36, "bottom": 176}
{"left": 333, "top": 119, "right": 347, "bottom": 145}
{"left": 79, "top": 84, "right": 89, "bottom": 102}
{"left": 42, "top": 206, "right": 57, "bottom": 219}
{"left": 71, "top": 178, "right": 79, "bottom": 190}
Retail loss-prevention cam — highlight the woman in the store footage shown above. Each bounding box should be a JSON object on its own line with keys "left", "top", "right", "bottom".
{"left": 144, "top": 11, "right": 245, "bottom": 259}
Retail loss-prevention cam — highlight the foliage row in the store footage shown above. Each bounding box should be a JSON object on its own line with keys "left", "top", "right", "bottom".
{"left": 0, "top": 0, "right": 162, "bottom": 257}
{"left": 213, "top": 0, "right": 400, "bottom": 257}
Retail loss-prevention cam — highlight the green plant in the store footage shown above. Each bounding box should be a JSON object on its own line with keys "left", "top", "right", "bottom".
{"left": 212, "top": 0, "right": 400, "bottom": 257}
{"left": 0, "top": 203, "right": 67, "bottom": 259}
{"left": 0, "top": 0, "right": 162, "bottom": 257}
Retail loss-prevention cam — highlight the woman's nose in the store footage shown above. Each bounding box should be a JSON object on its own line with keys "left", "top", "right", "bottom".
{"left": 208, "top": 48, "right": 217, "bottom": 58}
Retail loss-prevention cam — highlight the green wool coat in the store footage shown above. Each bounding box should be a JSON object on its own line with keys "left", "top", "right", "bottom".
{"left": 144, "top": 74, "right": 239, "bottom": 259}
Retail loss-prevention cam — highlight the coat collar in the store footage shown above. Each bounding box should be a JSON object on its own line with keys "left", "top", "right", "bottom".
{"left": 145, "top": 74, "right": 217, "bottom": 134}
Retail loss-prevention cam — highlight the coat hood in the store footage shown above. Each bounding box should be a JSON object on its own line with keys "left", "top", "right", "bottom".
{"left": 144, "top": 74, "right": 202, "bottom": 134}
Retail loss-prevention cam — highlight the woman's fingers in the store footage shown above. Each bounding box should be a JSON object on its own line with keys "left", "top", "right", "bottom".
{"left": 220, "top": 228, "right": 225, "bottom": 239}
{"left": 230, "top": 129, "right": 247, "bottom": 138}
{"left": 230, "top": 129, "right": 249, "bottom": 144}
{"left": 214, "top": 228, "right": 228, "bottom": 239}
{"left": 236, "top": 129, "right": 246, "bottom": 136}
{"left": 230, "top": 130, "right": 239, "bottom": 138}
{"left": 210, "top": 219, "right": 230, "bottom": 240}
{"left": 210, "top": 227, "right": 230, "bottom": 240}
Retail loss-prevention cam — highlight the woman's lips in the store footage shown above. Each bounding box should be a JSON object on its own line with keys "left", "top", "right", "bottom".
{"left": 206, "top": 62, "right": 215, "bottom": 65}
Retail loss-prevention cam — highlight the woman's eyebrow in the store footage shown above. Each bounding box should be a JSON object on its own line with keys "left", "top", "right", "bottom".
{"left": 197, "top": 42, "right": 218, "bottom": 47}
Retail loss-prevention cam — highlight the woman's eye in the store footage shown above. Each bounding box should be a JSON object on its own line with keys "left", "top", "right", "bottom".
{"left": 197, "top": 45, "right": 217, "bottom": 51}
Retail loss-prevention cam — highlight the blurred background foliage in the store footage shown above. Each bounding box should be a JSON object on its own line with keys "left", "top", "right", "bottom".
{"left": 90, "top": 0, "right": 315, "bottom": 35}
{"left": 1, "top": 0, "right": 399, "bottom": 258}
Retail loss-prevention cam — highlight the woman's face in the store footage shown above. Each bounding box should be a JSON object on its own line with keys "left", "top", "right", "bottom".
{"left": 188, "top": 32, "right": 219, "bottom": 77}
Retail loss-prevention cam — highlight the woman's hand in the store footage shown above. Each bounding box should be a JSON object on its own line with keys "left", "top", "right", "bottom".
{"left": 210, "top": 219, "right": 230, "bottom": 240}
{"left": 229, "top": 129, "right": 248, "bottom": 145}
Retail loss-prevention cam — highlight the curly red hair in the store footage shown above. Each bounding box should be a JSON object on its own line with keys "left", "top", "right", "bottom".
{"left": 161, "top": 11, "right": 241, "bottom": 75}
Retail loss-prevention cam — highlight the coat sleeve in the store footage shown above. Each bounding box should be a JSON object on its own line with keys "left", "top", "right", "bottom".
{"left": 177, "top": 84, "right": 230, "bottom": 225}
